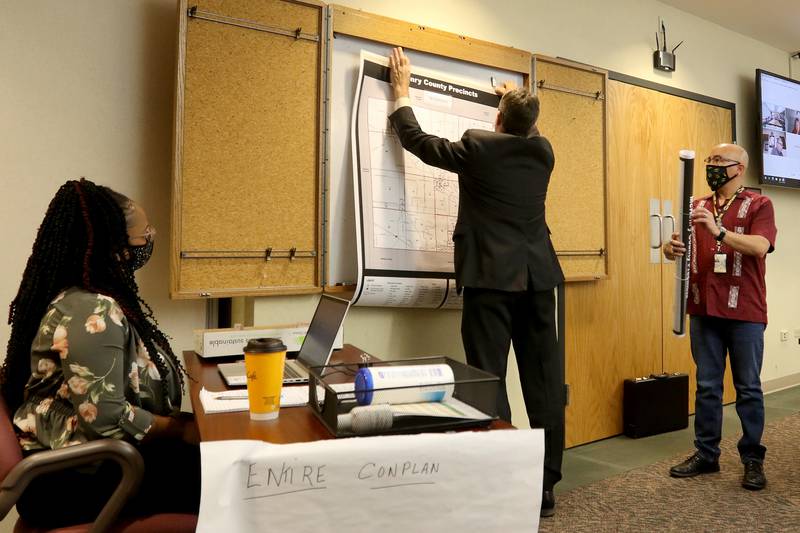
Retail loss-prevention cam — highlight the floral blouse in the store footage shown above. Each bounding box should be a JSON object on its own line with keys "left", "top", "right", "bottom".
{"left": 13, "top": 287, "right": 181, "bottom": 451}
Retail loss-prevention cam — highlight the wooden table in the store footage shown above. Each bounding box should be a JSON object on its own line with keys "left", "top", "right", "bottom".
{"left": 184, "top": 344, "right": 512, "bottom": 442}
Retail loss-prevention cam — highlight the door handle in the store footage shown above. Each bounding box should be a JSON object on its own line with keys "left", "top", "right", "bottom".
{"left": 663, "top": 214, "right": 676, "bottom": 242}
{"left": 649, "top": 214, "right": 663, "bottom": 249}
{"left": 649, "top": 198, "right": 663, "bottom": 264}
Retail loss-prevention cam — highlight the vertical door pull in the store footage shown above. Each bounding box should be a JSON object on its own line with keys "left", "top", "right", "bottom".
{"left": 663, "top": 214, "right": 676, "bottom": 243}
{"left": 649, "top": 214, "right": 663, "bottom": 249}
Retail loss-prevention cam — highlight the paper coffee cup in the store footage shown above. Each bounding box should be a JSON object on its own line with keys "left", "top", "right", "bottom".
{"left": 243, "top": 338, "right": 287, "bottom": 421}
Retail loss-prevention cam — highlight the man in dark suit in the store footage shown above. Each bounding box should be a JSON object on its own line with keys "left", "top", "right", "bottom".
{"left": 388, "top": 48, "right": 565, "bottom": 517}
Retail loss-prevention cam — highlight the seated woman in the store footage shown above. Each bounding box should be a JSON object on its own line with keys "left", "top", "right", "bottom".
{"left": 0, "top": 178, "right": 200, "bottom": 527}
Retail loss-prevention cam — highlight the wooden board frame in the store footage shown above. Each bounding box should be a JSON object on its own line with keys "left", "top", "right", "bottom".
{"left": 325, "top": 4, "right": 533, "bottom": 291}
{"left": 171, "top": 0, "right": 327, "bottom": 299}
{"left": 532, "top": 55, "right": 609, "bottom": 282}
{"left": 329, "top": 5, "right": 531, "bottom": 77}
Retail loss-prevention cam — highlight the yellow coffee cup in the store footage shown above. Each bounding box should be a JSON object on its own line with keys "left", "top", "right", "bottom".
{"left": 243, "top": 338, "right": 287, "bottom": 421}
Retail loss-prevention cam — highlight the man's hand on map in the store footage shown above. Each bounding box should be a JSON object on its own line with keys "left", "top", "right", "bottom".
{"left": 495, "top": 81, "right": 518, "bottom": 97}
{"left": 389, "top": 47, "right": 411, "bottom": 100}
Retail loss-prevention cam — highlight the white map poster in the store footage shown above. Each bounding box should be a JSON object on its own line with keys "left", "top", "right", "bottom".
{"left": 352, "top": 52, "right": 500, "bottom": 307}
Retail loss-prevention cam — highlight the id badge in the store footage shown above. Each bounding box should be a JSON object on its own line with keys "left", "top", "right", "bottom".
{"left": 714, "top": 253, "right": 727, "bottom": 274}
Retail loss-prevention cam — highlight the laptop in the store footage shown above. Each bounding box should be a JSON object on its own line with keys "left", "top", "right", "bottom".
{"left": 218, "top": 294, "right": 351, "bottom": 386}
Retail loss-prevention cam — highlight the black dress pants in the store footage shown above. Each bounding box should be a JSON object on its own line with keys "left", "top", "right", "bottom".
{"left": 461, "top": 285, "right": 564, "bottom": 490}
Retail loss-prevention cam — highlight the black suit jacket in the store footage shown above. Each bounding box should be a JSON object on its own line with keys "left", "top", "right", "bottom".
{"left": 389, "top": 106, "right": 564, "bottom": 292}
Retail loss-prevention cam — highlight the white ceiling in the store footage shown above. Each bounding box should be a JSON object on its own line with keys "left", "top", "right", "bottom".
{"left": 659, "top": 0, "right": 800, "bottom": 53}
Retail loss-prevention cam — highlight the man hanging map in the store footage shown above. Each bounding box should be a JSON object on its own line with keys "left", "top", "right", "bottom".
{"left": 352, "top": 51, "right": 500, "bottom": 307}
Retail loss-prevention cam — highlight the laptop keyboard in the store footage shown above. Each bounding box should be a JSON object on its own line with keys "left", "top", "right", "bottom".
{"left": 284, "top": 364, "right": 302, "bottom": 379}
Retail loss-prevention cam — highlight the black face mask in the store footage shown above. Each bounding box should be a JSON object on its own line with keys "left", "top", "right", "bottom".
{"left": 129, "top": 239, "right": 154, "bottom": 270}
{"left": 705, "top": 163, "right": 738, "bottom": 191}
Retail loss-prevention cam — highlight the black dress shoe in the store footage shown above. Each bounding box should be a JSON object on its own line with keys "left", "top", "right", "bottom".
{"left": 669, "top": 452, "right": 720, "bottom": 478}
{"left": 742, "top": 460, "right": 767, "bottom": 490}
{"left": 540, "top": 490, "right": 555, "bottom": 518}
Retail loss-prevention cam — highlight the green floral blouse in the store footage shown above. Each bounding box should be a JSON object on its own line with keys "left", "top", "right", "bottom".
{"left": 13, "top": 287, "right": 181, "bottom": 451}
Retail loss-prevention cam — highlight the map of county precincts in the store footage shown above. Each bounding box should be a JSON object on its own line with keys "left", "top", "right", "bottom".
{"left": 354, "top": 54, "right": 499, "bottom": 278}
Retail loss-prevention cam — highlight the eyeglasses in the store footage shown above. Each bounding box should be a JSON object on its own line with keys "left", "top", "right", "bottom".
{"left": 135, "top": 224, "right": 156, "bottom": 243}
{"left": 704, "top": 156, "right": 740, "bottom": 165}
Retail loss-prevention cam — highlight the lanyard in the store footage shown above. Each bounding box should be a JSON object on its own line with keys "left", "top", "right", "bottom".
{"left": 711, "top": 186, "right": 744, "bottom": 252}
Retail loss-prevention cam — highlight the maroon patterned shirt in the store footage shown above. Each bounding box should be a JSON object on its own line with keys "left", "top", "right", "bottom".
{"left": 686, "top": 190, "right": 777, "bottom": 324}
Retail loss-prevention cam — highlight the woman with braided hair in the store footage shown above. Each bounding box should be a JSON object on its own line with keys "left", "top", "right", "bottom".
{"left": 2, "top": 178, "right": 200, "bottom": 526}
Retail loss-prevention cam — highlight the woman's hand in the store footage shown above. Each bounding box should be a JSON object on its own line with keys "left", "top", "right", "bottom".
{"left": 177, "top": 412, "right": 200, "bottom": 445}
{"left": 145, "top": 412, "right": 200, "bottom": 445}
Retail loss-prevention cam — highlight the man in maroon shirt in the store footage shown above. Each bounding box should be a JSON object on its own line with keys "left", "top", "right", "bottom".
{"left": 664, "top": 143, "right": 777, "bottom": 491}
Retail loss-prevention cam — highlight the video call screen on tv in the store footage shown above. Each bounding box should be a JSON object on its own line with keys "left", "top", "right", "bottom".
{"left": 758, "top": 70, "right": 800, "bottom": 189}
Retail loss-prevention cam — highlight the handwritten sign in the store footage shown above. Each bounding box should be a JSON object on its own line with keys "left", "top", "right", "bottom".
{"left": 198, "top": 430, "right": 544, "bottom": 532}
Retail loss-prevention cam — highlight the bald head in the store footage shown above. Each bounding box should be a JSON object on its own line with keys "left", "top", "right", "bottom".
{"left": 709, "top": 143, "right": 749, "bottom": 170}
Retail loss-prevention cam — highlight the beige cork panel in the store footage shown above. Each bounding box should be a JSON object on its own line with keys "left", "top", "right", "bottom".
{"left": 558, "top": 256, "right": 607, "bottom": 280}
{"left": 178, "top": 258, "right": 318, "bottom": 298}
{"left": 535, "top": 58, "right": 607, "bottom": 280}
{"left": 175, "top": 0, "right": 322, "bottom": 297}
{"left": 536, "top": 57, "right": 604, "bottom": 96}
{"left": 195, "top": 0, "right": 321, "bottom": 35}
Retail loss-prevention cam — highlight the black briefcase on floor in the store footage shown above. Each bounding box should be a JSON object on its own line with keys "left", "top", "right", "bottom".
{"left": 623, "top": 373, "right": 689, "bottom": 438}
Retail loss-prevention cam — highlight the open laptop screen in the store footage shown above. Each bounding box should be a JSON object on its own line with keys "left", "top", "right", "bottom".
{"left": 296, "top": 294, "right": 350, "bottom": 368}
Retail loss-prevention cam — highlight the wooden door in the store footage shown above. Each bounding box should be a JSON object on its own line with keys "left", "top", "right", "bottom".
{"left": 659, "top": 93, "right": 736, "bottom": 410}
{"left": 564, "top": 80, "right": 664, "bottom": 447}
{"left": 565, "top": 80, "right": 735, "bottom": 447}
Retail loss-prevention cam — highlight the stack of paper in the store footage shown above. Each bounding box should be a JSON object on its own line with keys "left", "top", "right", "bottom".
{"left": 391, "top": 397, "right": 491, "bottom": 420}
{"left": 199, "top": 386, "right": 310, "bottom": 414}
{"left": 199, "top": 383, "right": 356, "bottom": 414}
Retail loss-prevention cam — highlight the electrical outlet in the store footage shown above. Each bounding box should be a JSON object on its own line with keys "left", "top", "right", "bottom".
{"left": 780, "top": 329, "right": 790, "bottom": 342}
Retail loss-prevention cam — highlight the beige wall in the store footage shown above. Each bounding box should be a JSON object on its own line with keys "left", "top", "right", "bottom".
{"left": 1, "top": 0, "right": 798, "bottom": 447}
{"left": 0, "top": 0, "right": 206, "bottom": 391}
{"left": 255, "top": 0, "right": 800, "bottom": 429}
{"left": 345, "top": 0, "right": 798, "bottom": 383}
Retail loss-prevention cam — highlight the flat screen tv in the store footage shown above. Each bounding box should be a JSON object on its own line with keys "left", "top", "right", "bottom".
{"left": 757, "top": 69, "right": 800, "bottom": 189}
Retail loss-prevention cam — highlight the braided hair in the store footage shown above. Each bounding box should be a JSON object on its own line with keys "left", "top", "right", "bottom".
{"left": 1, "top": 178, "right": 185, "bottom": 414}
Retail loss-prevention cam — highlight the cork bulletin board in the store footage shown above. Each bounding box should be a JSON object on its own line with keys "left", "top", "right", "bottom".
{"left": 326, "top": 4, "right": 533, "bottom": 288}
{"left": 171, "top": 0, "right": 325, "bottom": 299}
{"left": 170, "top": 2, "right": 609, "bottom": 299}
{"left": 533, "top": 55, "right": 608, "bottom": 280}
